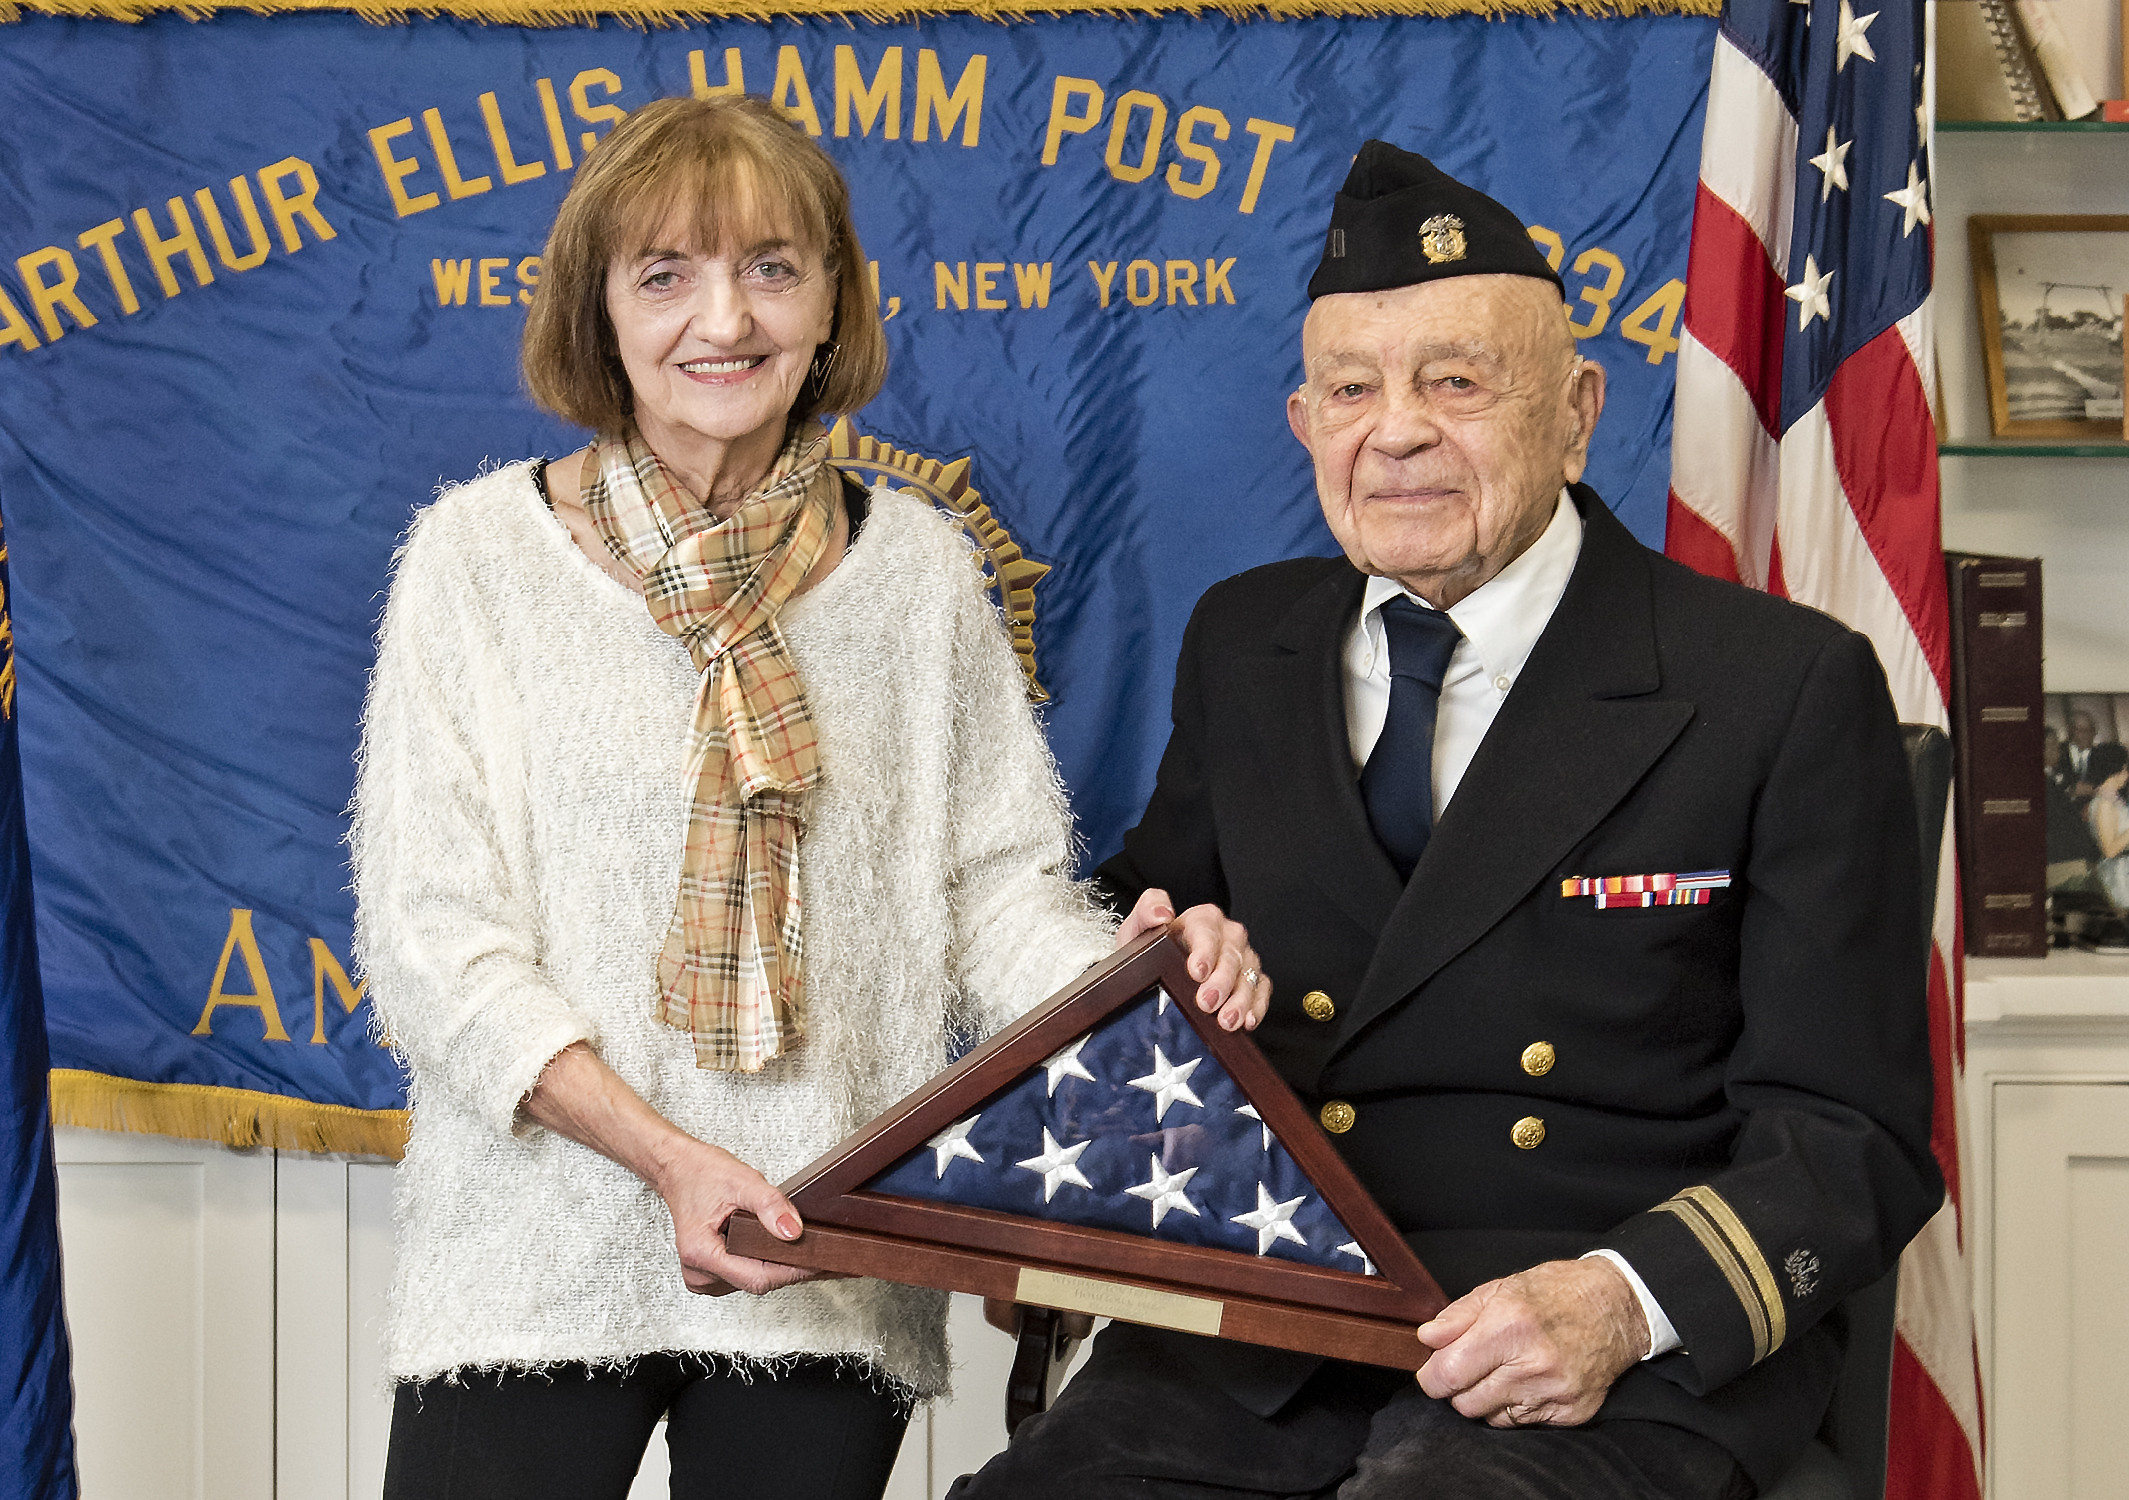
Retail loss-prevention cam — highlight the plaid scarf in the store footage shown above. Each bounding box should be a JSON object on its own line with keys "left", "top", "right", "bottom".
{"left": 583, "top": 422, "right": 839, "bottom": 1071}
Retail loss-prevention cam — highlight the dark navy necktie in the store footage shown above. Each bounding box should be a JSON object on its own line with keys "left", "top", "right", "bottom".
{"left": 1360, "top": 596, "right": 1464, "bottom": 880}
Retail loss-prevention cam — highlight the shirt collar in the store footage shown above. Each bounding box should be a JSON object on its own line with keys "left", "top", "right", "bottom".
{"left": 1359, "top": 489, "right": 1583, "bottom": 689}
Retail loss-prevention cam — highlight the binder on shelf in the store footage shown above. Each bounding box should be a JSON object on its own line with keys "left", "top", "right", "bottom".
{"left": 1937, "top": 0, "right": 2057, "bottom": 121}
{"left": 1946, "top": 552, "right": 2049, "bottom": 957}
{"left": 2011, "top": 0, "right": 2100, "bottom": 120}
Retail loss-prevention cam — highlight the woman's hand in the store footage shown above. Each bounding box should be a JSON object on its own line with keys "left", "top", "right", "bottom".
{"left": 521, "top": 1041, "right": 820, "bottom": 1296}
{"left": 1116, "top": 888, "right": 1270, "bottom": 1032}
{"left": 652, "top": 1136, "right": 818, "bottom": 1296}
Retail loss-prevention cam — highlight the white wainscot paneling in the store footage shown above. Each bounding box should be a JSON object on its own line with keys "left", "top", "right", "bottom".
{"left": 1990, "top": 1082, "right": 2129, "bottom": 1500}
{"left": 55, "top": 1126, "right": 276, "bottom": 1500}
{"left": 61, "top": 1130, "right": 1081, "bottom": 1500}
{"left": 276, "top": 1155, "right": 398, "bottom": 1500}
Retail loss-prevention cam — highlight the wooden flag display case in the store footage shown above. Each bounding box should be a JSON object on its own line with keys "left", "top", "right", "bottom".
{"left": 726, "top": 931, "right": 1447, "bottom": 1369}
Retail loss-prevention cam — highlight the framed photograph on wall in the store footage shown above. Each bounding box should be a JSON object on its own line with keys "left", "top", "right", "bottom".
{"left": 1968, "top": 216, "right": 2129, "bottom": 439}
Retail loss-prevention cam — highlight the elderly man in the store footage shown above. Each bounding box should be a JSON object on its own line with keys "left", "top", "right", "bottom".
{"left": 953, "top": 143, "right": 1941, "bottom": 1499}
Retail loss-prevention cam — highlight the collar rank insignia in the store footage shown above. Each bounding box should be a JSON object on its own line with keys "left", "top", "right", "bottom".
{"left": 1561, "top": 869, "right": 1732, "bottom": 909}
{"left": 1419, "top": 213, "right": 1468, "bottom": 265}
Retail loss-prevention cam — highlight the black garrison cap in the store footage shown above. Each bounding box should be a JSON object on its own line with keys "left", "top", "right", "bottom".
{"left": 1306, "top": 140, "right": 1565, "bottom": 301}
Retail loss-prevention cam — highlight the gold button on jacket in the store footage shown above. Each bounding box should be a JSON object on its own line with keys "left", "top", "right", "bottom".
{"left": 1301, "top": 990, "right": 1336, "bottom": 1022}
{"left": 1521, "top": 1040, "right": 1556, "bottom": 1077}
{"left": 1319, "top": 1100, "right": 1356, "bottom": 1134}
{"left": 1511, "top": 1116, "right": 1547, "bottom": 1149}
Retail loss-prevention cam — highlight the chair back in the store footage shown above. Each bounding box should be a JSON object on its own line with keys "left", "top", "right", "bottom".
{"left": 1799, "top": 723, "right": 1950, "bottom": 1500}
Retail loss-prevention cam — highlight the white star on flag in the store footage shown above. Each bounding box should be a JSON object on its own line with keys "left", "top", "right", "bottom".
{"left": 1835, "top": 1, "right": 1877, "bottom": 69}
{"left": 926, "top": 1115, "right": 983, "bottom": 1178}
{"left": 1231, "top": 1182, "right": 1308, "bottom": 1255}
{"left": 1041, "top": 1035, "right": 1096, "bottom": 1096}
{"left": 1786, "top": 254, "right": 1834, "bottom": 330}
{"left": 1128, "top": 1046, "right": 1204, "bottom": 1122}
{"left": 1237, "top": 1102, "right": 1270, "bottom": 1151}
{"left": 1809, "top": 127, "right": 1851, "bottom": 201}
{"left": 1016, "top": 1128, "right": 1095, "bottom": 1202}
{"left": 1124, "top": 1155, "right": 1202, "bottom": 1228}
{"left": 1156, "top": 987, "right": 1171, "bottom": 1015}
{"left": 1883, "top": 161, "right": 1931, "bottom": 236}
{"left": 1336, "top": 1241, "right": 1377, "bottom": 1276}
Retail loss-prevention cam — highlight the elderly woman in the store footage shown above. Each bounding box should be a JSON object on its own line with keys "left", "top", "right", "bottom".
{"left": 354, "top": 96, "right": 1265, "bottom": 1500}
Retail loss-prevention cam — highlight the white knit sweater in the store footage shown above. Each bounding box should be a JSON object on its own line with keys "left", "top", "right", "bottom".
{"left": 351, "top": 462, "right": 1112, "bottom": 1394}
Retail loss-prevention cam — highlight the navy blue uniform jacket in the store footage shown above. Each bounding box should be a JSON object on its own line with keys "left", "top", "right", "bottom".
{"left": 1093, "top": 487, "right": 1943, "bottom": 1489}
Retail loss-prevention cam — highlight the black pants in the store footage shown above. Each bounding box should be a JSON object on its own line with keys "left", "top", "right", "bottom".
{"left": 382, "top": 1353, "right": 910, "bottom": 1500}
{"left": 949, "top": 1323, "right": 1754, "bottom": 1500}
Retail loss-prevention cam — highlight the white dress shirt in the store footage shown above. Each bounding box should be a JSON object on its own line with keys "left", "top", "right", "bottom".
{"left": 1338, "top": 489, "right": 1683, "bottom": 1360}
{"left": 1341, "top": 489, "right": 1582, "bottom": 790}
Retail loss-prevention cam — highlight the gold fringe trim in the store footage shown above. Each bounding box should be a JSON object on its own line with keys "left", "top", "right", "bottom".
{"left": 1, "top": 0, "right": 1719, "bottom": 27}
{"left": 50, "top": 1069, "right": 408, "bottom": 1159}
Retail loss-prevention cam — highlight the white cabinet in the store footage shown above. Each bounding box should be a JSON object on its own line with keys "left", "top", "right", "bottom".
{"left": 1963, "top": 956, "right": 2129, "bottom": 1500}
{"left": 1989, "top": 1083, "right": 2129, "bottom": 1498}
{"left": 273, "top": 1156, "right": 396, "bottom": 1500}
{"left": 54, "top": 1128, "right": 276, "bottom": 1500}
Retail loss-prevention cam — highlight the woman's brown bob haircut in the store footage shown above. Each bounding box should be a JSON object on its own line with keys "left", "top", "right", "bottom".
{"left": 522, "top": 95, "right": 888, "bottom": 431}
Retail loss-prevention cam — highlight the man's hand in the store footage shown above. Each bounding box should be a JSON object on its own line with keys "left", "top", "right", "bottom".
{"left": 1116, "top": 888, "right": 1269, "bottom": 1031}
{"left": 1415, "top": 1257, "right": 1650, "bottom": 1427}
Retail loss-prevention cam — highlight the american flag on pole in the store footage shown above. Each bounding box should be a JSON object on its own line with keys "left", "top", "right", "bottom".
{"left": 1665, "top": 1, "right": 1982, "bottom": 1496}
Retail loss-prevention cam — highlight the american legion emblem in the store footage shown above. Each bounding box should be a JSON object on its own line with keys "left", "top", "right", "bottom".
{"left": 1419, "top": 213, "right": 1468, "bottom": 265}
{"left": 826, "top": 418, "right": 1052, "bottom": 703}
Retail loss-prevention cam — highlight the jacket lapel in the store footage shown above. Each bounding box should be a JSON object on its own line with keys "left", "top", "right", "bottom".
{"left": 1330, "top": 491, "right": 1696, "bottom": 1058}
{"left": 1231, "top": 566, "right": 1408, "bottom": 940}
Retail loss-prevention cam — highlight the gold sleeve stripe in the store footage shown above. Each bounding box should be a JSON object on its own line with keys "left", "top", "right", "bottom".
{"left": 1652, "top": 1185, "right": 1786, "bottom": 1364}
{"left": 1654, "top": 1199, "right": 1771, "bottom": 1362}
{"left": 1675, "top": 1186, "right": 1786, "bottom": 1355}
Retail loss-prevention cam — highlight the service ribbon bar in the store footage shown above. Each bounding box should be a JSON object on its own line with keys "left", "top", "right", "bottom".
{"left": 1560, "top": 869, "right": 1731, "bottom": 908}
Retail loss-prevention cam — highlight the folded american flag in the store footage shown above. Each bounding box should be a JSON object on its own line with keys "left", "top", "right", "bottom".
{"left": 868, "top": 986, "right": 1373, "bottom": 1275}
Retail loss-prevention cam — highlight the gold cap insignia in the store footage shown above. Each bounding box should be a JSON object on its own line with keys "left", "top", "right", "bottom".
{"left": 1420, "top": 214, "right": 1468, "bottom": 265}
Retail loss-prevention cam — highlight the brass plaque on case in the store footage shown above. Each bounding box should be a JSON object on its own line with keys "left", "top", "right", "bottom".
{"left": 1016, "top": 1267, "right": 1224, "bottom": 1337}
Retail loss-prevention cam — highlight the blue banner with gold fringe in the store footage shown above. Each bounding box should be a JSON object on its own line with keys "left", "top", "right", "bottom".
{"left": 0, "top": 9, "right": 1713, "bottom": 1151}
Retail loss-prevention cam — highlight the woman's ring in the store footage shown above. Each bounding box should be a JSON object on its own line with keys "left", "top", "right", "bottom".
{"left": 1241, "top": 967, "right": 1259, "bottom": 986}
